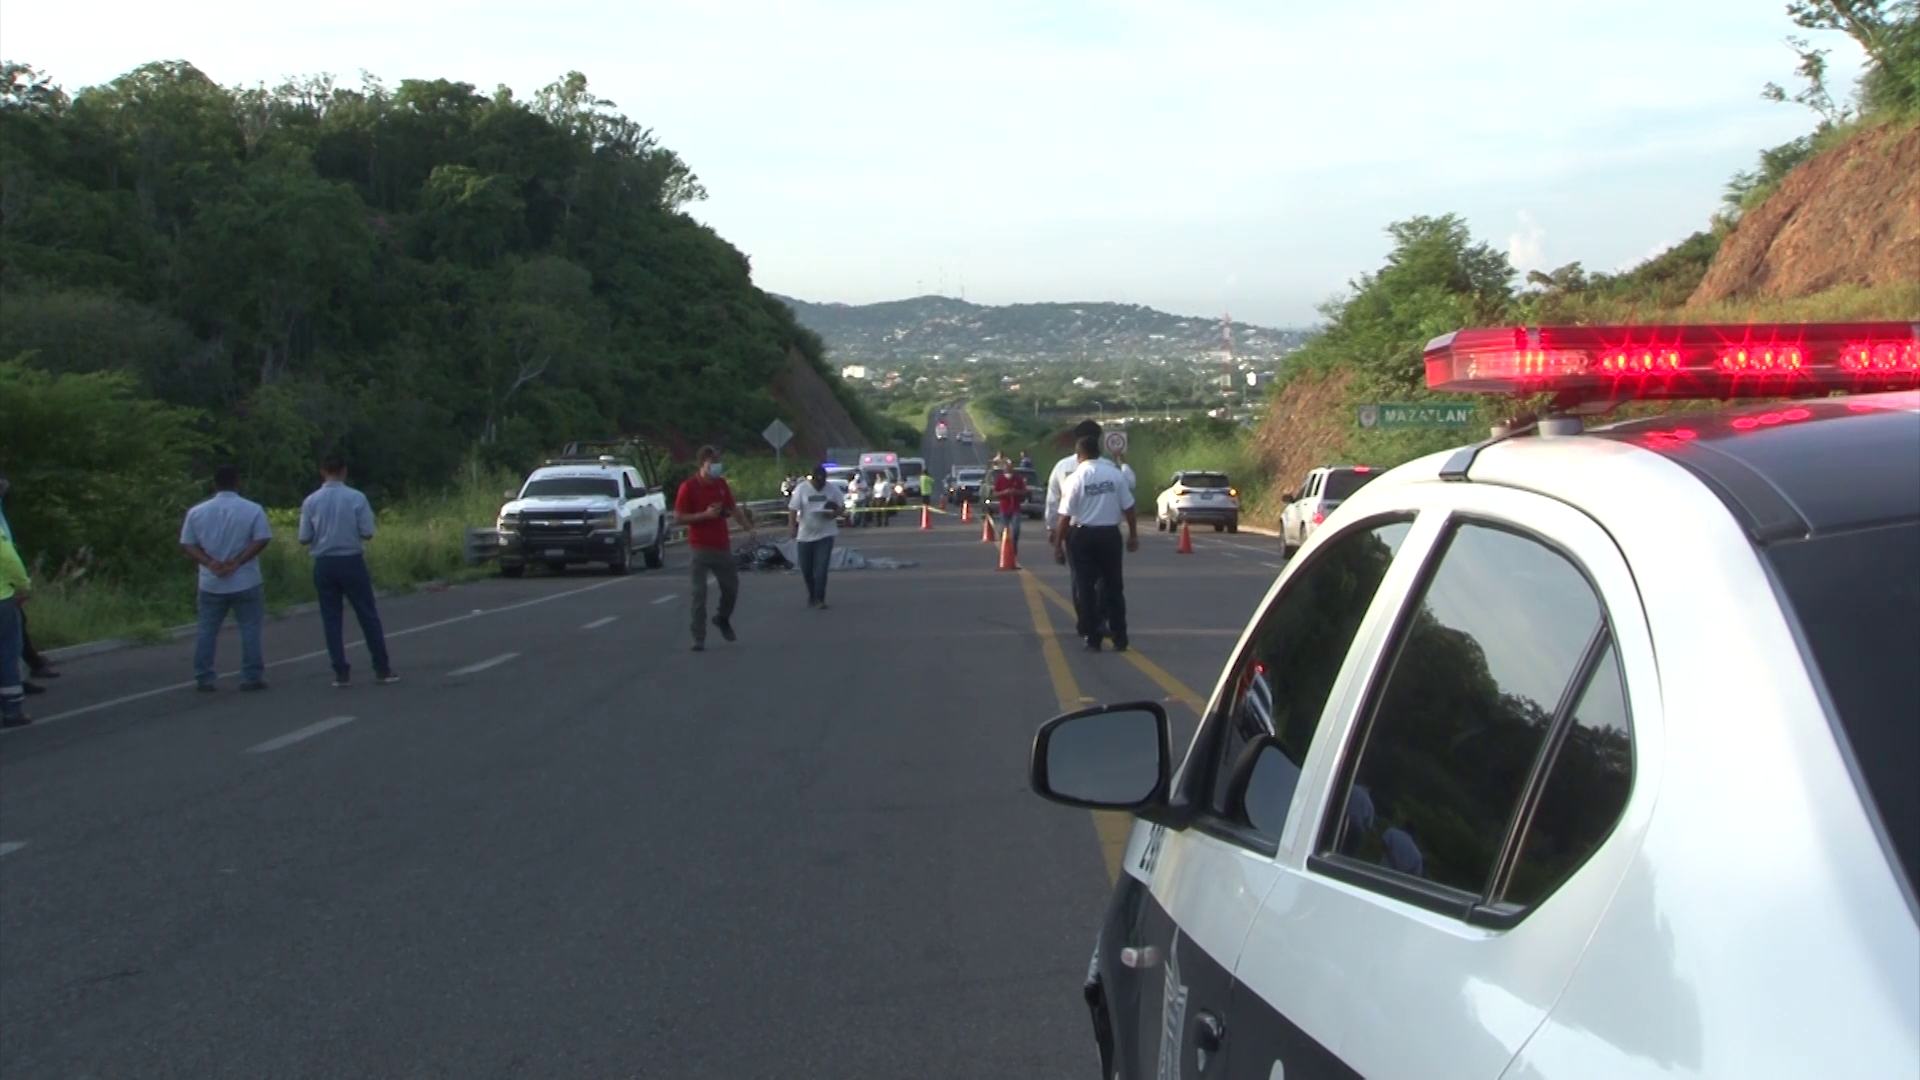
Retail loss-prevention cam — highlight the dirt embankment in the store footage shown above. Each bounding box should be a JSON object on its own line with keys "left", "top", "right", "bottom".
{"left": 1243, "top": 367, "right": 1356, "bottom": 526}
{"left": 770, "top": 346, "right": 868, "bottom": 461}
{"left": 1690, "top": 123, "right": 1920, "bottom": 308}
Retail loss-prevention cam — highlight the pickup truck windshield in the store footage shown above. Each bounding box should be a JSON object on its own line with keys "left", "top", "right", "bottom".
{"left": 522, "top": 477, "right": 621, "bottom": 499}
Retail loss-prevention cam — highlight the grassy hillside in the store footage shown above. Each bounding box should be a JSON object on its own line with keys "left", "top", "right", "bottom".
{"left": 0, "top": 59, "right": 879, "bottom": 647}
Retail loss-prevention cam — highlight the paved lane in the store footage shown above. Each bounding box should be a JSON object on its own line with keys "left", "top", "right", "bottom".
{"left": 1, "top": 458, "right": 1279, "bottom": 1077}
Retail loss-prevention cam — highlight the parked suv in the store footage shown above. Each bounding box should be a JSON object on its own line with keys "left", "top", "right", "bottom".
{"left": 1279, "top": 464, "right": 1379, "bottom": 554}
{"left": 496, "top": 456, "right": 668, "bottom": 576}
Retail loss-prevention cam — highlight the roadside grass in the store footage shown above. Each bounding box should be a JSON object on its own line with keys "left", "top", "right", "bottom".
{"left": 29, "top": 477, "right": 509, "bottom": 650}
{"left": 1121, "top": 423, "right": 1266, "bottom": 518}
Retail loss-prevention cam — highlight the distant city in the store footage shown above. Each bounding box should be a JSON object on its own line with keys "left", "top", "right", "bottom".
{"left": 775, "top": 294, "right": 1314, "bottom": 424}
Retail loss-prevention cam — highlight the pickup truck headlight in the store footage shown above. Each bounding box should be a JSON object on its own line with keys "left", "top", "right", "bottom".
{"left": 498, "top": 512, "right": 521, "bottom": 531}
{"left": 589, "top": 511, "right": 619, "bottom": 530}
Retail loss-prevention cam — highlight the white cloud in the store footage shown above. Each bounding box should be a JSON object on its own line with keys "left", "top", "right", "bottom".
{"left": 1509, "top": 212, "right": 1549, "bottom": 276}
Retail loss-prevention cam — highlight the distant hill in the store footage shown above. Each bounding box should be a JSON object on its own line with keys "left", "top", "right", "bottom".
{"left": 772, "top": 294, "right": 1312, "bottom": 365}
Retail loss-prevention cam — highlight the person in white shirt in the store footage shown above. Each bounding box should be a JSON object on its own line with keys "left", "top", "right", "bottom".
{"left": 787, "top": 463, "right": 845, "bottom": 609}
{"left": 849, "top": 473, "right": 870, "bottom": 527}
{"left": 1054, "top": 435, "right": 1139, "bottom": 652}
{"left": 1047, "top": 419, "right": 1107, "bottom": 634}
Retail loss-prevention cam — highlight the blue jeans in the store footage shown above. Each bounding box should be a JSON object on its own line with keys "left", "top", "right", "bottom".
{"left": 999, "top": 510, "right": 1023, "bottom": 547}
{"left": 194, "top": 585, "right": 265, "bottom": 687}
{"left": 796, "top": 536, "right": 835, "bottom": 604}
{"left": 315, "top": 554, "right": 391, "bottom": 677}
{"left": 0, "top": 599, "right": 22, "bottom": 719}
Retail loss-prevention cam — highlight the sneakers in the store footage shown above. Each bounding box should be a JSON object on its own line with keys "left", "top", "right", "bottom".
{"left": 1, "top": 713, "right": 30, "bottom": 729}
{"left": 334, "top": 671, "right": 399, "bottom": 687}
{"left": 691, "top": 641, "right": 705, "bottom": 652}
{"left": 238, "top": 681, "right": 269, "bottom": 692}
{"left": 375, "top": 672, "right": 401, "bottom": 686}
{"left": 196, "top": 682, "right": 218, "bottom": 693}
{"left": 333, "top": 672, "right": 352, "bottom": 688}
{"left": 712, "top": 616, "right": 736, "bottom": 643}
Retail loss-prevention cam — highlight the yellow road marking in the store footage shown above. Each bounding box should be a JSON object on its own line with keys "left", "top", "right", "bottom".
{"left": 1019, "top": 570, "right": 1135, "bottom": 884}
{"left": 1029, "top": 577, "right": 1209, "bottom": 716}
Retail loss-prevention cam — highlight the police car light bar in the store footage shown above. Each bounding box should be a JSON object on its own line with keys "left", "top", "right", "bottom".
{"left": 1423, "top": 322, "right": 1920, "bottom": 400}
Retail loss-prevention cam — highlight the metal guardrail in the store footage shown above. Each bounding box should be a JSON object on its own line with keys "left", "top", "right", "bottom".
{"left": 464, "top": 499, "right": 794, "bottom": 566}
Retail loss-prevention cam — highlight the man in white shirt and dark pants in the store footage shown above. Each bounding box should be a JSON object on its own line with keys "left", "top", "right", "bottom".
{"left": 787, "top": 463, "right": 845, "bottom": 609}
{"left": 1046, "top": 419, "right": 1104, "bottom": 627}
{"left": 1053, "top": 434, "right": 1139, "bottom": 652}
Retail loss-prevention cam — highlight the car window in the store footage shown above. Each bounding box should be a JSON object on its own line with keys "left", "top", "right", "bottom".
{"left": 1208, "top": 519, "right": 1416, "bottom": 835}
{"left": 1765, "top": 520, "right": 1920, "bottom": 901}
{"left": 522, "top": 477, "right": 621, "bottom": 499}
{"left": 1323, "top": 522, "right": 1608, "bottom": 899}
{"left": 1183, "top": 473, "right": 1231, "bottom": 489}
{"left": 1499, "top": 640, "right": 1633, "bottom": 908}
{"left": 1322, "top": 470, "right": 1378, "bottom": 501}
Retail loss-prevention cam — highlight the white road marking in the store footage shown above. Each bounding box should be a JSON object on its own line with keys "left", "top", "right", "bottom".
{"left": 19, "top": 577, "right": 631, "bottom": 729}
{"left": 447, "top": 653, "right": 519, "bottom": 677}
{"left": 246, "top": 715, "right": 356, "bottom": 754}
{"left": 582, "top": 616, "right": 619, "bottom": 629}
{"left": 651, "top": 594, "right": 676, "bottom": 605}
{"left": 1262, "top": 561, "right": 1285, "bottom": 569}
{"left": 0, "top": 841, "right": 26, "bottom": 857}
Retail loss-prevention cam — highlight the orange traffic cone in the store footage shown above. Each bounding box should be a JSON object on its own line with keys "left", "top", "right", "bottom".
{"left": 920, "top": 504, "right": 933, "bottom": 530}
{"left": 960, "top": 500, "right": 972, "bottom": 524}
{"left": 997, "top": 527, "right": 1019, "bottom": 571}
{"left": 1177, "top": 521, "right": 1194, "bottom": 554}
{"left": 981, "top": 514, "right": 995, "bottom": 543}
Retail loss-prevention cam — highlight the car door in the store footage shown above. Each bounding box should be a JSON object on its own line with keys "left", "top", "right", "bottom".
{"left": 1226, "top": 481, "right": 1657, "bottom": 1079}
{"left": 1111, "top": 514, "right": 1426, "bottom": 1078}
{"left": 624, "top": 470, "right": 654, "bottom": 541}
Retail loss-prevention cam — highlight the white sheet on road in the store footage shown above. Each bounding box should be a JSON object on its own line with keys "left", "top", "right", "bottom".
{"left": 761, "top": 538, "right": 917, "bottom": 571}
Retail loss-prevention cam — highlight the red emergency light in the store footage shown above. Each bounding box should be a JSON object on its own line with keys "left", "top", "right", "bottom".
{"left": 1423, "top": 322, "right": 1920, "bottom": 400}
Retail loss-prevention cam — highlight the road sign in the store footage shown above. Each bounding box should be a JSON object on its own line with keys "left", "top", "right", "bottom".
{"left": 762, "top": 419, "right": 794, "bottom": 450}
{"left": 1358, "top": 403, "right": 1475, "bottom": 430}
{"left": 1103, "top": 431, "right": 1129, "bottom": 456}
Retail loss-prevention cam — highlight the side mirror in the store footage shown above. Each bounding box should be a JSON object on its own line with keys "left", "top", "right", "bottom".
{"left": 503, "top": 490, "right": 519, "bottom": 501}
{"left": 1278, "top": 493, "right": 1295, "bottom": 505}
{"left": 1030, "top": 702, "right": 1170, "bottom": 811}
{"left": 1225, "top": 735, "right": 1302, "bottom": 837}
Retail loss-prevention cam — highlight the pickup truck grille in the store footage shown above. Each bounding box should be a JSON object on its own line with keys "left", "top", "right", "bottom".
{"left": 518, "top": 513, "right": 595, "bottom": 540}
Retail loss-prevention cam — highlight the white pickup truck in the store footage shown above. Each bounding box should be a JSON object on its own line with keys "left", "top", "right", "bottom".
{"left": 495, "top": 456, "right": 668, "bottom": 576}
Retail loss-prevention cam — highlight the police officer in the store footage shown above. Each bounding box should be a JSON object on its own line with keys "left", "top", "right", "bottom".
{"left": 1047, "top": 420, "right": 1104, "bottom": 631}
{"left": 1053, "top": 434, "right": 1138, "bottom": 652}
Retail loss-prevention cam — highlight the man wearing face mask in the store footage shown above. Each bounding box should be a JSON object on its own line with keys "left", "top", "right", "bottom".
{"left": 674, "top": 446, "right": 757, "bottom": 651}
{"left": 786, "top": 463, "right": 844, "bottom": 609}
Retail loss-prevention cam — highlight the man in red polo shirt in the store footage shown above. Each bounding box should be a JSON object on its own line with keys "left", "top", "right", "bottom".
{"left": 674, "top": 445, "right": 758, "bottom": 652}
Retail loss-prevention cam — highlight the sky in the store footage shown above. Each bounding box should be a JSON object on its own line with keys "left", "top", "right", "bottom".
{"left": 1, "top": 0, "right": 1868, "bottom": 327}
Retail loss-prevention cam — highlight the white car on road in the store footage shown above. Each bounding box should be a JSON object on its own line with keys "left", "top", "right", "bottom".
{"left": 1154, "top": 470, "right": 1240, "bottom": 533}
{"left": 1278, "top": 464, "right": 1380, "bottom": 554}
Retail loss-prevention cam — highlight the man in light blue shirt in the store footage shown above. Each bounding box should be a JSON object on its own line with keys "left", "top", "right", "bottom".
{"left": 179, "top": 464, "right": 273, "bottom": 691}
{"left": 298, "top": 455, "right": 396, "bottom": 687}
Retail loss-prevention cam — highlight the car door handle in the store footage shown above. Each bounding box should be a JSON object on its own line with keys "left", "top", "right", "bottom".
{"left": 1194, "top": 1010, "right": 1225, "bottom": 1055}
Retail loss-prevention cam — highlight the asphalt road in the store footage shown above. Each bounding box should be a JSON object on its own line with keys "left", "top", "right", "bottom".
{"left": 0, "top": 412, "right": 1285, "bottom": 1078}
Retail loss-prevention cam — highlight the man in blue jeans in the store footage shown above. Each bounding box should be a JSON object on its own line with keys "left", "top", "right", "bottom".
{"left": 179, "top": 464, "right": 274, "bottom": 691}
{"left": 299, "top": 455, "right": 398, "bottom": 687}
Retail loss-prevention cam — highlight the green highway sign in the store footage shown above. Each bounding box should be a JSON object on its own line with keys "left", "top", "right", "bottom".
{"left": 1357, "top": 403, "right": 1476, "bottom": 430}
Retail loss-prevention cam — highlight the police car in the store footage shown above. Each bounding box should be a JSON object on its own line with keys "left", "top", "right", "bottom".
{"left": 1028, "top": 322, "right": 1919, "bottom": 1079}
